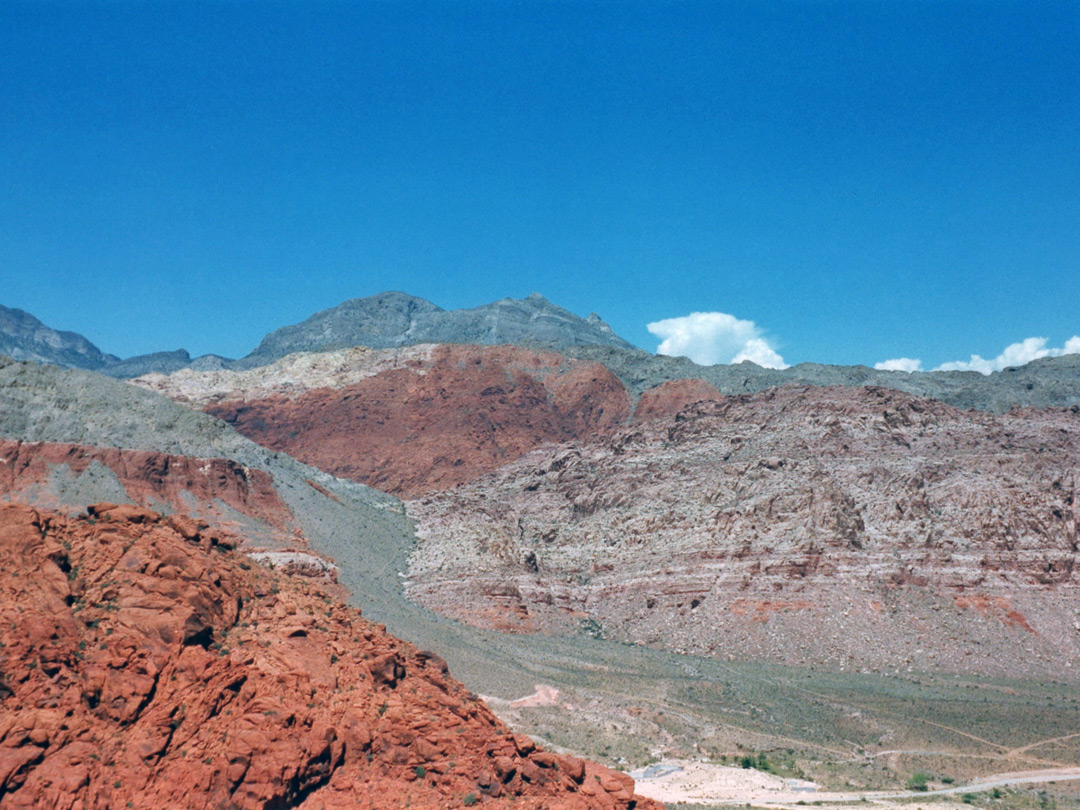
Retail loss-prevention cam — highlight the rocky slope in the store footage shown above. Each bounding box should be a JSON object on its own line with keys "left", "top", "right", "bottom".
{"left": 405, "top": 385, "right": 1080, "bottom": 681}
{"left": 0, "top": 438, "right": 305, "bottom": 552}
{"left": 138, "top": 344, "right": 631, "bottom": 498}
{"left": 0, "top": 342, "right": 748, "bottom": 774}
{"left": 0, "top": 355, "right": 424, "bottom": 636}
{"left": 0, "top": 501, "right": 659, "bottom": 809}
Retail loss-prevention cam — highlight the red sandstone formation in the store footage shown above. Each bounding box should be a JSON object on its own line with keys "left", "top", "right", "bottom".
{"left": 631, "top": 378, "right": 723, "bottom": 423}
{"left": 0, "top": 438, "right": 298, "bottom": 547}
{"left": 204, "top": 345, "right": 631, "bottom": 498}
{"left": 0, "top": 502, "right": 661, "bottom": 809}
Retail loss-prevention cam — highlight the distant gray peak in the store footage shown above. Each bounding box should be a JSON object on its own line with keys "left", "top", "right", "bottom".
{"left": 0, "top": 303, "right": 118, "bottom": 370}
{"left": 237, "top": 291, "right": 637, "bottom": 367}
{"left": 0, "top": 303, "right": 234, "bottom": 378}
{"left": 98, "top": 350, "right": 232, "bottom": 379}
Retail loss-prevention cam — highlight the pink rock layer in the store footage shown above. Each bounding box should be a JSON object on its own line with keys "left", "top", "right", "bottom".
{"left": 406, "top": 386, "right": 1080, "bottom": 681}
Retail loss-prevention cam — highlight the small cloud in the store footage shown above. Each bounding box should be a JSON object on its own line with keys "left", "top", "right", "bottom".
{"left": 647, "top": 312, "right": 787, "bottom": 369}
{"left": 933, "top": 336, "right": 1080, "bottom": 374}
{"left": 875, "top": 357, "right": 924, "bottom": 373}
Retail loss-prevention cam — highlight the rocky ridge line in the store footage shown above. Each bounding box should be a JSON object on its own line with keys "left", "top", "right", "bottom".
{"left": 236, "top": 291, "right": 637, "bottom": 369}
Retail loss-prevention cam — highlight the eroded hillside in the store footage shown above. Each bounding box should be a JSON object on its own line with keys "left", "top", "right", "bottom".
{"left": 405, "top": 385, "right": 1080, "bottom": 680}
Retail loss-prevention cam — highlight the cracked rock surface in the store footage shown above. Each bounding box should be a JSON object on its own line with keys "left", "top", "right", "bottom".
{"left": 0, "top": 502, "right": 660, "bottom": 809}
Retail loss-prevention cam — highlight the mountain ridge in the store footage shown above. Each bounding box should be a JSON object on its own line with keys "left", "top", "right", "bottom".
{"left": 234, "top": 291, "right": 638, "bottom": 368}
{"left": 6, "top": 294, "right": 1080, "bottom": 413}
{"left": 0, "top": 303, "right": 119, "bottom": 370}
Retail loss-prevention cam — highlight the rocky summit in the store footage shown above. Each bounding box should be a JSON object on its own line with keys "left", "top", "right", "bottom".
{"left": 235, "top": 291, "right": 637, "bottom": 369}
{"left": 0, "top": 304, "right": 118, "bottom": 371}
{"left": 0, "top": 502, "right": 660, "bottom": 809}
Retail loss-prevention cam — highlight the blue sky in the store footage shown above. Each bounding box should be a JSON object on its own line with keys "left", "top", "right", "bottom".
{"left": 2, "top": 1, "right": 1078, "bottom": 370}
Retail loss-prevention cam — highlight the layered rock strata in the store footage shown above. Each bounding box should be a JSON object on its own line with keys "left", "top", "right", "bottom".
{"left": 0, "top": 439, "right": 296, "bottom": 540}
{"left": 405, "top": 386, "right": 1080, "bottom": 680}
{"left": 0, "top": 502, "right": 659, "bottom": 809}
{"left": 144, "top": 344, "right": 632, "bottom": 498}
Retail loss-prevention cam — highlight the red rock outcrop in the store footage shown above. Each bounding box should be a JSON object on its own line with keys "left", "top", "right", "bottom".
{"left": 631, "top": 378, "right": 723, "bottom": 423}
{"left": 0, "top": 439, "right": 298, "bottom": 547}
{"left": 0, "top": 502, "right": 661, "bottom": 809}
{"left": 202, "top": 345, "right": 631, "bottom": 498}
{"left": 406, "top": 386, "right": 1080, "bottom": 681}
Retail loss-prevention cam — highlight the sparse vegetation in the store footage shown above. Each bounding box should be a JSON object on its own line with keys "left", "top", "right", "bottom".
{"left": 579, "top": 618, "right": 603, "bottom": 639}
{"left": 906, "top": 772, "right": 930, "bottom": 791}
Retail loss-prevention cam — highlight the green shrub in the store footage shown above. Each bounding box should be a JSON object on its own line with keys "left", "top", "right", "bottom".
{"left": 463, "top": 793, "right": 478, "bottom": 807}
{"left": 906, "top": 772, "right": 930, "bottom": 791}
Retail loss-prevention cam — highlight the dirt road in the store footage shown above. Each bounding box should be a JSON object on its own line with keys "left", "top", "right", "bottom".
{"left": 630, "top": 761, "right": 1080, "bottom": 807}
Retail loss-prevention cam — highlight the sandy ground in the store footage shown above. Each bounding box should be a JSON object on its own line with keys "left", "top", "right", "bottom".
{"left": 628, "top": 760, "right": 1080, "bottom": 808}
{"left": 628, "top": 760, "right": 819, "bottom": 805}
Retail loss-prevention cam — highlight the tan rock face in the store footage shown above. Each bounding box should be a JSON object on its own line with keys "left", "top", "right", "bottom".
{"left": 194, "top": 344, "right": 631, "bottom": 497}
{"left": 132, "top": 345, "right": 438, "bottom": 407}
{"left": 406, "top": 386, "right": 1080, "bottom": 680}
{"left": 0, "top": 502, "right": 661, "bottom": 810}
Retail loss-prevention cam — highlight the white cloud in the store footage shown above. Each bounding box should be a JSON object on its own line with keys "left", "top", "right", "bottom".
{"left": 878, "top": 336, "right": 1080, "bottom": 376}
{"left": 875, "top": 357, "right": 924, "bottom": 373}
{"left": 647, "top": 312, "right": 788, "bottom": 369}
{"left": 933, "top": 336, "right": 1080, "bottom": 374}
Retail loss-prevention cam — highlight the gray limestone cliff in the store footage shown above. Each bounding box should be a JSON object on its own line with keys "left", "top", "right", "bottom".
{"left": 234, "top": 291, "right": 637, "bottom": 368}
